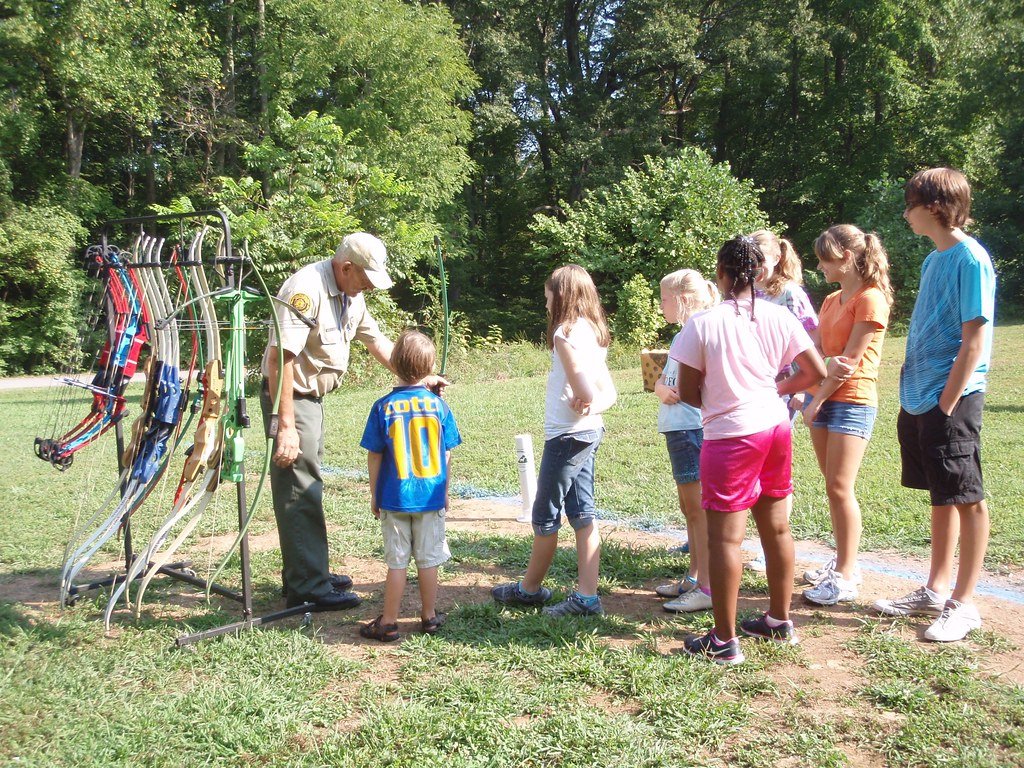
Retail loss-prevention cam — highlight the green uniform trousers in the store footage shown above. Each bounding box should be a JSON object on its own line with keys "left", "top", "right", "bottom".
{"left": 260, "top": 386, "right": 333, "bottom": 600}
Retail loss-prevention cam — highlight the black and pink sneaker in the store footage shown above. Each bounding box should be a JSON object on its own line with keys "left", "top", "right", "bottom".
{"left": 740, "top": 613, "right": 800, "bottom": 645}
{"left": 683, "top": 630, "right": 745, "bottom": 665}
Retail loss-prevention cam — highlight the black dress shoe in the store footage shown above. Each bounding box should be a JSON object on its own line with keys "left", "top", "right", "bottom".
{"left": 330, "top": 573, "right": 354, "bottom": 591}
{"left": 286, "top": 587, "right": 361, "bottom": 612}
{"left": 280, "top": 573, "right": 354, "bottom": 598}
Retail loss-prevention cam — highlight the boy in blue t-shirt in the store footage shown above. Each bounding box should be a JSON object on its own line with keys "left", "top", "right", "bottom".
{"left": 359, "top": 330, "right": 462, "bottom": 642}
{"left": 874, "top": 167, "right": 996, "bottom": 642}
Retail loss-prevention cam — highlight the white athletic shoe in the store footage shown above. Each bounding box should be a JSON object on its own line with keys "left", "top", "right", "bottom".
{"left": 663, "top": 588, "right": 713, "bottom": 613}
{"left": 744, "top": 553, "right": 767, "bottom": 573}
{"left": 924, "top": 600, "right": 982, "bottom": 642}
{"left": 803, "top": 572, "right": 858, "bottom": 606}
{"left": 873, "top": 586, "right": 948, "bottom": 617}
{"left": 803, "top": 556, "right": 863, "bottom": 587}
{"left": 654, "top": 577, "right": 698, "bottom": 599}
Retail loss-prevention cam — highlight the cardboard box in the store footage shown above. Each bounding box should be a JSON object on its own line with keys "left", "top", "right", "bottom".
{"left": 640, "top": 349, "right": 669, "bottom": 393}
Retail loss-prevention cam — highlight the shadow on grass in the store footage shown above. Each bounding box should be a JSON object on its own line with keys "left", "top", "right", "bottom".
{"left": 985, "top": 403, "right": 1024, "bottom": 414}
{"left": 0, "top": 600, "right": 88, "bottom": 644}
{"left": 447, "top": 529, "right": 696, "bottom": 587}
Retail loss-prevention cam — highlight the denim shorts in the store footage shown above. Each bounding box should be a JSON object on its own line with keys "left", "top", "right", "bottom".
{"left": 897, "top": 392, "right": 985, "bottom": 506}
{"left": 807, "top": 399, "right": 877, "bottom": 440}
{"left": 532, "top": 429, "right": 603, "bottom": 536}
{"left": 664, "top": 429, "right": 702, "bottom": 484}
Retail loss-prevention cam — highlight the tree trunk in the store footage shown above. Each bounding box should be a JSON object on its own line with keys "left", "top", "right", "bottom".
{"left": 215, "top": 0, "right": 237, "bottom": 174}
{"left": 713, "top": 62, "right": 731, "bottom": 163}
{"left": 145, "top": 121, "right": 156, "bottom": 205}
{"left": 65, "top": 110, "right": 84, "bottom": 179}
{"left": 126, "top": 128, "right": 136, "bottom": 200}
{"left": 255, "top": 0, "right": 270, "bottom": 198}
{"left": 563, "top": 0, "right": 582, "bottom": 85}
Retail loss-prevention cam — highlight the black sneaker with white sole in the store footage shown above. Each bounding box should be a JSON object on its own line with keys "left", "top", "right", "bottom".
{"left": 683, "top": 630, "right": 745, "bottom": 665}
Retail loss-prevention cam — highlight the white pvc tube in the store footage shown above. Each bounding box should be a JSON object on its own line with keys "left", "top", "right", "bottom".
{"left": 514, "top": 434, "right": 536, "bottom": 523}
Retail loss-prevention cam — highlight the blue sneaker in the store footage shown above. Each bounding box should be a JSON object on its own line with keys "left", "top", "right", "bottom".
{"left": 683, "top": 630, "right": 745, "bottom": 665}
{"left": 491, "top": 581, "right": 552, "bottom": 606}
{"left": 543, "top": 592, "right": 604, "bottom": 616}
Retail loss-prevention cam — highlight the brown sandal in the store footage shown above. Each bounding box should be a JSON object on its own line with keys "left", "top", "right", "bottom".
{"left": 359, "top": 616, "right": 401, "bottom": 642}
{"left": 421, "top": 612, "right": 447, "bottom": 635}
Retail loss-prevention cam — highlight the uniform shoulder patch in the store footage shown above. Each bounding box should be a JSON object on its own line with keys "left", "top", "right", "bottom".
{"left": 289, "top": 293, "right": 312, "bottom": 314}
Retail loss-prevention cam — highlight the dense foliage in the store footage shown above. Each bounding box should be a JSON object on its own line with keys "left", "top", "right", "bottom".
{"left": 0, "top": 0, "right": 1020, "bottom": 372}
{"left": 0, "top": 205, "right": 86, "bottom": 374}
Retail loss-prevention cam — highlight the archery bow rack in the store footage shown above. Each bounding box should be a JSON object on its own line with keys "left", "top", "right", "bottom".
{"left": 57, "top": 210, "right": 315, "bottom": 646}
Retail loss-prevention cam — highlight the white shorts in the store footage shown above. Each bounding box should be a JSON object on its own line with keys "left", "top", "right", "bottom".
{"left": 380, "top": 509, "right": 450, "bottom": 569}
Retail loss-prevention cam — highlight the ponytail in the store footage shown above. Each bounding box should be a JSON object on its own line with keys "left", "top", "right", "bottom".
{"left": 859, "top": 233, "right": 893, "bottom": 305}
{"left": 814, "top": 225, "right": 893, "bottom": 306}
{"left": 776, "top": 238, "right": 804, "bottom": 286}
{"left": 703, "top": 279, "right": 721, "bottom": 308}
{"left": 751, "top": 229, "right": 803, "bottom": 295}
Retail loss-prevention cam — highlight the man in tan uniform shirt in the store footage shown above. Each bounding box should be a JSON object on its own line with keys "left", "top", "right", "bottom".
{"left": 261, "top": 233, "right": 395, "bottom": 610}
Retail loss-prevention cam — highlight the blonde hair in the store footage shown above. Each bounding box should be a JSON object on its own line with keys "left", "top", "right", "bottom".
{"left": 392, "top": 329, "right": 436, "bottom": 383}
{"left": 545, "top": 264, "right": 611, "bottom": 349}
{"left": 813, "top": 225, "right": 894, "bottom": 305}
{"left": 660, "top": 269, "right": 719, "bottom": 324}
{"left": 751, "top": 229, "right": 804, "bottom": 296}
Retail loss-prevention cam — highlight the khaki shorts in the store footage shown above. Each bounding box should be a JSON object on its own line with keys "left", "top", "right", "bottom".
{"left": 380, "top": 509, "right": 450, "bottom": 569}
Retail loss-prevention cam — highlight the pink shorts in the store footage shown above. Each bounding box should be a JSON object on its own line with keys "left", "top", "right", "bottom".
{"left": 700, "top": 421, "right": 793, "bottom": 512}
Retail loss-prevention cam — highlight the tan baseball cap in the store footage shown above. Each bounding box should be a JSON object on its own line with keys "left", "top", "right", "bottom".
{"left": 335, "top": 232, "right": 393, "bottom": 290}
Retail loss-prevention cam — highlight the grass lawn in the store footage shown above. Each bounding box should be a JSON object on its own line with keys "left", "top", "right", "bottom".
{"left": 0, "top": 323, "right": 1021, "bottom": 766}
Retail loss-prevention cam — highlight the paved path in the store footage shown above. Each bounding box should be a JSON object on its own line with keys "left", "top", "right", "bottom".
{"left": 0, "top": 374, "right": 146, "bottom": 391}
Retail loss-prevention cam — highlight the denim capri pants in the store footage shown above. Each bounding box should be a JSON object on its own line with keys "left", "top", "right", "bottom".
{"left": 531, "top": 429, "right": 603, "bottom": 536}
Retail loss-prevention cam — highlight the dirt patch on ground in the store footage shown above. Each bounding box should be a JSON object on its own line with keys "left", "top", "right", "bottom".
{"left": 9, "top": 498, "right": 1024, "bottom": 675}
{"left": 357, "top": 500, "right": 1024, "bottom": 682}
{"left": 7, "top": 496, "right": 1024, "bottom": 765}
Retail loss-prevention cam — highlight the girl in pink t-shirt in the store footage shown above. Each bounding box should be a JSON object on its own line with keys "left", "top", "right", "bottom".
{"left": 801, "top": 225, "right": 892, "bottom": 607}
{"left": 670, "top": 236, "right": 825, "bottom": 664}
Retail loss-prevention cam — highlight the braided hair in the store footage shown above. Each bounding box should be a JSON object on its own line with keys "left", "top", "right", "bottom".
{"left": 717, "top": 235, "right": 765, "bottom": 319}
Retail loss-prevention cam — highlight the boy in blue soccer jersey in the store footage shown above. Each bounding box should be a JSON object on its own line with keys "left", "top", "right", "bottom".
{"left": 874, "top": 168, "right": 997, "bottom": 642}
{"left": 359, "top": 330, "right": 462, "bottom": 642}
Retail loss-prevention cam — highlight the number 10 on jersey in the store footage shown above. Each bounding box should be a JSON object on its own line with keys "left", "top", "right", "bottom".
{"left": 388, "top": 415, "right": 441, "bottom": 479}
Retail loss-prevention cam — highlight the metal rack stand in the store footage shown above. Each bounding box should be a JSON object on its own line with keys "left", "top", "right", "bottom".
{"left": 65, "top": 210, "right": 316, "bottom": 643}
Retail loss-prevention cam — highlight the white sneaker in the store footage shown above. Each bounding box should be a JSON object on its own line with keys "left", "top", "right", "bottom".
{"left": 803, "top": 555, "right": 836, "bottom": 585}
{"left": 744, "top": 553, "right": 767, "bottom": 573}
{"left": 803, "top": 556, "right": 863, "bottom": 586}
{"left": 924, "top": 600, "right": 982, "bottom": 642}
{"left": 654, "top": 577, "right": 698, "bottom": 598}
{"left": 874, "top": 586, "right": 948, "bottom": 617}
{"left": 663, "top": 588, "right": 713, "bottom": 613}
{"left": 803, "top": 572, "right": 858, "bottom": 606}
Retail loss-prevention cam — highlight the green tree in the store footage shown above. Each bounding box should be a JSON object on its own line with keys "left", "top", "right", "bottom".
{"left": 613, "top": 274, "right": 661, "bottom": 347}
{"left": 529, "top": 149, "right": 768, "bottom": 297}
{"left": 209, "top": 110, "right": 427, "bottom": 333}
{"left": 259, "top": 0, "right": 477, "bottom": 213}
{"left": 0, "top": 204, "right": 86, "bottom": 374}
{"left": 1, "top": 0, "right": 220, "bottom": 208}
